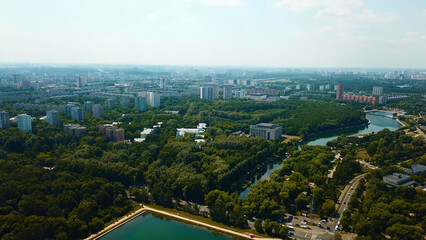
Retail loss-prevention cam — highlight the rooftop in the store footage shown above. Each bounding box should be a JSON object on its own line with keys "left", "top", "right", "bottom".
{"left": 251, "top": 123, "right": 280, "bottom": 129}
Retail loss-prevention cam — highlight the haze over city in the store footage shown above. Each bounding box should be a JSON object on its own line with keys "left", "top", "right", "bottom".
{"left": 0, "top": 1, "right": 425, "bottom": 240}
{"left": 1, "top": 0, "right": 425, "bottom": 68}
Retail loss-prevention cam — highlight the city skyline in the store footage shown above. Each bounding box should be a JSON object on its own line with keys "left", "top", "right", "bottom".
{"left": 1, "top": 0, "right": 425, "bottom": 68}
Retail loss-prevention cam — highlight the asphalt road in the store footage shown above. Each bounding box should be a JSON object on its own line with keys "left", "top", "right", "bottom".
{"left": 330, "top": 173, "right": 367, "bottom": 232}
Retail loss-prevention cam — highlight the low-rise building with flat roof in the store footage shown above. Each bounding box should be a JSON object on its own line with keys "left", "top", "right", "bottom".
{"left": 383, "top": 173, "right": 417, "bottom": 187}
{"left": 250, "top": 123, "right": 282, "bottom": 140}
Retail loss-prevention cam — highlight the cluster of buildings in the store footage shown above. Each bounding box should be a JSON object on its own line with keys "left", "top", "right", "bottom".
{"left": 200, "top": 84, "right": 219, "bottom": 100}
{"left": 199, "top": 84, "right": 248, "bottom": 100}
{"left": 135, "top": 91, "right": 161, "bottom": 111}
{"left": 64, "top": 124, "right": 87, "bottom": 137}
{"left": 336, "top": 84, "right": 385, "bottom": 105}
{"left": 0, "top": 111, "right": 33, "bottom": 132}
{"left": 99, "top": 124, "right": 125, "bottom": 142}
{"left": 295, "top": 83, "right": 331, "bottom": 91}
{"left": 336, "top": 84, "right": 408, "bottom": 105}
{"left": 383, "top": 164, "right": 425, "bottom": 187}
{"left": 134, "top": 122, "right": 163, "bottom": 142}
{"left": 342, "top": 94, "right": 378, "bottom": 105}
{"left": 84, "top": 101, "right": 104, "bottom": 117}
{"left": 176, "top": 123, "right": 207, "bottom": 143}
{"left": 65, "top": 103, "right": 84, "bottom": 120}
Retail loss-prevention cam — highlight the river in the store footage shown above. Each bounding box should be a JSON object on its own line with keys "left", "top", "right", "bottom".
{"left": 101, "top": 111, "right": 401, "bottom": 239}
{"left": 239, "top": 111, "right": 402, "bottom": 199}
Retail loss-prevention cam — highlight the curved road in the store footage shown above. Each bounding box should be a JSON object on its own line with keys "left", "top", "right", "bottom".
{"left": 331, "top": 173, "right": 367, "bottom": 232}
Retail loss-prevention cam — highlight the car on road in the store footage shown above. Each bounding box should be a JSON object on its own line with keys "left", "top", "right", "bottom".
{"left": 343, "top": 202, "right": 346, "bottom": 204}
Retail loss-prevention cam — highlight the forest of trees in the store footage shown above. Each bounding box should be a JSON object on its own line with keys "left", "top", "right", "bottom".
{"left": 327, "top": 129, "right": 425, "bottom": 167}
{"left": 339, "top": 170, "right": 425, "bottom": 240}
{"left": 0, "top": 114, "right": 288, "bottom": 239}
{"left": 0, "top": 96, "right": 424, "bottom": 240}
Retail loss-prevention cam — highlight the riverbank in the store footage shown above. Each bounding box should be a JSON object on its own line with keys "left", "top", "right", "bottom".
{"left": 87, "top": 204, "right": 279, "bottom": 240}
{"left": 298, "top": 121, "right": 369, "bottom": 144}
{"left": 85, "top": 205, "right": 146, "bottom": 240}
{"left": 143, "top": 205, "right": 279, "bottom": 240}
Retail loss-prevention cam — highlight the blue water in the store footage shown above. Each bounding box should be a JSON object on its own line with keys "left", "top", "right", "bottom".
{"left": 240, "top": 111, "right": 402, "bottom": 199}
{"left": 239, "top": 162, "right": 283, "bottom": 199}
{"left": 305, "top": 112, "right": 401, "bottom": 146}
{"left": 100, "top": 212, "right": 235, "bottom": 240}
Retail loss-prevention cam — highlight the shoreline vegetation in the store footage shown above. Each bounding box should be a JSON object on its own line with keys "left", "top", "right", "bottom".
{"left": 86, "top": 204, "right": 279, "bottom": 240}
{"left": 298, "top": 122, "right": 369, "bottom": 144}
{"left": 299, "top": 110, "right": 406, "bottom": 144}
{"left": 87, "top": 110, "right": 403, "bottom": 240}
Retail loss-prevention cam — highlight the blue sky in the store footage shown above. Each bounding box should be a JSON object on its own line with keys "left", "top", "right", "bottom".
{"left": 1, "top": 0, "right": 425, "bottom": 68}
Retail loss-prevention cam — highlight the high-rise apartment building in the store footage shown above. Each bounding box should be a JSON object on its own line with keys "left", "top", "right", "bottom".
{"left": 212, "top": 83, "right": 219, "bottom": 99}
{"left": 105, "top": 98, "right": 115, "bottom": 109}
{"left": 135, "top": 97, "right": 146, "bottom": 111}
{"left": 64, "top": 124, "right": 87, "bottom": 137}
{"left": 99, "top": 124, "right": 125, "bottom": 142}
{"left": 148, "top": 92, "right": 160, "bottom": 107}
{"left": 336, "top": 84, "right": 344, "bottom": 100}
{"left": 372, "top": 86, "right": 383, "bottom": 96}
{"left": 71, "top": 107, "right": 83, "bottom": 121}
{"left": 223, "top": 85, "right": 232, "bottom": 100}
{"left": 46, "top": 110, "right": 60, "bottom": 126}
{"left": 65, "top": 103, "right": 76, "bottom": 116}
{"left": 0, "top": 111, "right": 10, "bottom": 128}
{"left": 235, "top": 90, "right": 245, "bottom": 98}
{"left": 120, "top": 97, "right": 131, "bottom": 107}
{"left": 159, "top": 77, "right": 167, "bottom": 89}
{"left": 138, "top": 92, "right": 160, "bottom": 107}
{"left": 200, "top": 86, "right": 214, "bottom": 100}
{"left": 17, "top": 114, "right": 32, "bottom": 131}
{"left": 76, "top": 77, "right": 85, "bottom": 88}
{"left": 84, "top": 101, "right": 94, "bottom": 113}
{"left": 92, "top": 104, "right": 104, "bottom": 117}
{"left": 204, "top": 76, "right": 212, "bottom": 82}
{"left": 22, "top": 80, "right": 31, "bottom": 90}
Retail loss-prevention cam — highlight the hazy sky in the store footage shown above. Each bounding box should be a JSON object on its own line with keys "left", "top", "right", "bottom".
{"left": 1, "top": 0, "right": 425, "bottom": 68}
